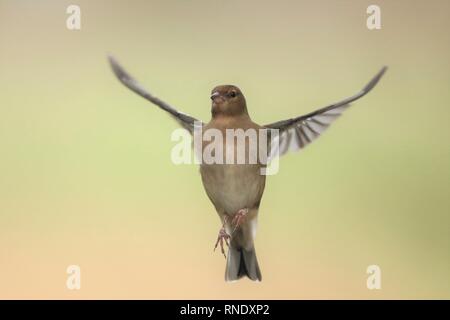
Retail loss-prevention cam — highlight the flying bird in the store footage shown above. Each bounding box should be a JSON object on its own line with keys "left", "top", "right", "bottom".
{"left": 108, "top": 55, "right": 387, "bottom": 282}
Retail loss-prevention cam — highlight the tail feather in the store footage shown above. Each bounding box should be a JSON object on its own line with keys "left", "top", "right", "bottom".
{"left": 226, "top": 245, "right": 262, "bottom": 282}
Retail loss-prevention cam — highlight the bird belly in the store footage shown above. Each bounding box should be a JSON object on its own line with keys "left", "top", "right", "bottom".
{"left": 200, "top": 163, "right": 265, "bottom": 215}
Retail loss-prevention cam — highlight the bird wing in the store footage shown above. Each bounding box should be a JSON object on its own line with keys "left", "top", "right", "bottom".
{"left": 108, "top": 55, "right": 203, "bottom": 134}
{"left": 263, "top": 66, "right": 387, "bottom": 156}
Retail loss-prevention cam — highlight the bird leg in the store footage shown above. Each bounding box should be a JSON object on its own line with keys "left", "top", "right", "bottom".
{"left": 232, "top": 208, "right": 249, "bottom": 234}
{"left": 214, "top": 216, "right": 231, "bottom": 258}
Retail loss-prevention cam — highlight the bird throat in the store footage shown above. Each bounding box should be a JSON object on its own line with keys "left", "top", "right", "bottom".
{"left": 211, "top": 104, "right": 248, "bottom": 119}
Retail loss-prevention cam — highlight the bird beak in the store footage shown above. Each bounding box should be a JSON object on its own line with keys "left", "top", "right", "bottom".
{"left": 210, "top": 92, "right": 220, "bottom": 101}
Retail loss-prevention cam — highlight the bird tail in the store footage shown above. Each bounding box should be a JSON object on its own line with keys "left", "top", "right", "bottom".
{"left": 225, "top": 244, "right": 262, "bottom": 282}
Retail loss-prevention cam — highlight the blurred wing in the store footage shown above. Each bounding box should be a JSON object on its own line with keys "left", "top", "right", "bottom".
{"left": 264, "top": 66, "right": 387, "bottom": 156}
{"left": 108, "top": 55, "right": 203, "bottom": 134}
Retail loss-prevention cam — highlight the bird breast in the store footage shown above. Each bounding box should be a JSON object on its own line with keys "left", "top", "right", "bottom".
{"left": 200, "top": 162, "right": 265, "bottom": 215}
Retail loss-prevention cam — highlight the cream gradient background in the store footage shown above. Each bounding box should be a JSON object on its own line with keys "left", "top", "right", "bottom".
{"left": 0, "top": 0, "right": 449, "bottom": 299}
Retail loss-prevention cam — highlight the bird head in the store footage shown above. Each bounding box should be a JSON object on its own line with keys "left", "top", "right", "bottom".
{"left": 210, "top": 85, "right": 248, "bottom": 118}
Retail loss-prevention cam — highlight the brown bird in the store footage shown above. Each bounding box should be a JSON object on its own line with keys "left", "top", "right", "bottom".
{"left": 108, "top": 55, "right": 387, "bottom": 282}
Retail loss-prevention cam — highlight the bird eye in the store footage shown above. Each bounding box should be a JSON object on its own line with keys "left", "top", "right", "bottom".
{"left": 229, "top": 91, "right": 237, "bottom": 98}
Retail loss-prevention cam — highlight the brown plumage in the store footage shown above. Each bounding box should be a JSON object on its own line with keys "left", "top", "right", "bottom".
{"left": 202, "top": 85, "right": 264, "bottom": 281}
{"left": 108, "top": 55, "right": 387, "bottom": 281}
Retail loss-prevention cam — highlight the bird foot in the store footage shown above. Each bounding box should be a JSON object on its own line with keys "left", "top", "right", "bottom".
{"left": 214, "top": 227, "right": 231, "bottom": 258}
{"left": 232, "top": 208, "right": 249, "bottom": 234}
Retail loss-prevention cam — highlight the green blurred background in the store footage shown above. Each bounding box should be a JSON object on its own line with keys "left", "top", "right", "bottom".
{"left": 1, "top": 0, "right": 449, "bottom": 299}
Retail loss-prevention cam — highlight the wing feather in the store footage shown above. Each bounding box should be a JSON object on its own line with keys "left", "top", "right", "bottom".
{"left": 264, "top": 67, "right": 387, "bottom": 156}
{"left": 108, "top": 55, "right": 203, "bottom": 134}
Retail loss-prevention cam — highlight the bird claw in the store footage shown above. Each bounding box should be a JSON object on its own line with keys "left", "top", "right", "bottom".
{"left": 214, "top": 227, "right": 230, "bottom": 258}
{"left": 232, "top": 208, "right": 248, "bottom": 234}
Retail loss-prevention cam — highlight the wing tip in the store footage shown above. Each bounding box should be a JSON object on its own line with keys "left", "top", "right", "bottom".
{"left": 107, "top": 54, "right": 130, "bottom": 82}
{"left": 363, "top": 65, "right": 388, "bottom": 93}
{"left": 378, "top": 65, "right": 388, "bottom": 80}
{"left": 107, "top": 53, "right": 117, "bottom": 69}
